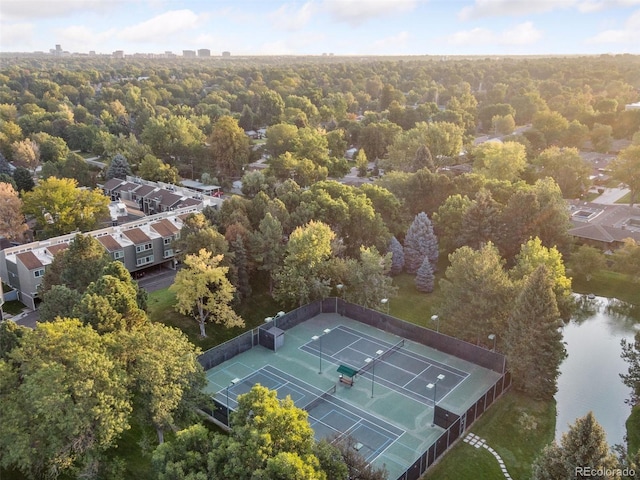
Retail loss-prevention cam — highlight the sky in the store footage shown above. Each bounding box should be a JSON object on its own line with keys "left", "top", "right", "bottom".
{"left": 1, "top": 0, "right": 640, "bottom": 57}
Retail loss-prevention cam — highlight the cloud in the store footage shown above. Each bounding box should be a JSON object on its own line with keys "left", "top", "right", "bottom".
{"left": 268, "top": 2, "right": 316, "bottom": 31}
{"left": 586, "top": 8, "right": 640, "bottom": 45}
{"left": 372, "top": 31, "right": 410, "bottom": 52}
{"left": 118, "top": 9, "right": 204, "bottom": 43}
{"left": 459, "top": 0, "right": 576, "bottom": 20}
{"left": 55, "top": 25, "right": 118, "bottom": 52}
{"left": 324, "top": 0, "right": 421, "bottom": 25}
{"left": 0, "top": 22, "right": 35, "bottom": 48}
{"left": 0, "top": 0, "right": 123, "bottom": 20}
{"left": 445, "top": 21, "right": 542, "bottom": 46}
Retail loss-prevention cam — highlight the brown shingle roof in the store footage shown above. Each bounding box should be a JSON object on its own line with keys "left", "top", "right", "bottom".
{"left": 134, "top": 185, "right": 156, "bottom": 197}
{"left": 46, "top": 243, "right": 69, "bottom": 256}
{"left": 103, "top": 178, "right": 126, "bottom": 192}
{"left": 16, "top": 251, "right": 43, "bottom": 270}
{"left": 122, "top": 228, "right": 151, "bottom": 245}
{"left": 97, "top": 235, "right": 123, "bottom": 252}
{"left": 151, "top": 218, "right": 179, "bottom": 237}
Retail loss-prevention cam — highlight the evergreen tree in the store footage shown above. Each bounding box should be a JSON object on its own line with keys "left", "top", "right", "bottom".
{"left": 404, "top": 212, "right": 438, "bottom": 274}
{"left": 413, "top": 144, "right": 434, "bottom": 171}
{"left": 13, "top": 166, "right": 34, "bottom": 192}
{"left": 388, "top": 236, "right": 405, "bottom": 276}
{"left": 415, "top": 256, "right": 435, "bottom": 293}
{"left": 531, "top": 412, "right": 618, "bottom": 480}
{"left": 506, "top": 265, "right": 566, "bottom": 399}
{"left": 0, "top": 152, "right": 12, "bottom": 175}
{"left": 230, "top": 235, "right": 252, "bottom": 301}
{"left": 38, "top": 285, "right": 82, "bottom": 322}
{"left": 105, "top": 153, "right": 132, "bottom": 180}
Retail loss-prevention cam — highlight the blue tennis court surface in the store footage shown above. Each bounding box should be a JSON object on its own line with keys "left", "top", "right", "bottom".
{"left": 300, "top": 325, "right": 468, "bottom": 404}
{"left": 215, "top": 364, "right": 403, "bottom": 463}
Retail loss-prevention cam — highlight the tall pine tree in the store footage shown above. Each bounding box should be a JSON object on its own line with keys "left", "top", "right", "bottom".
{"left": 415, "top": 256, "right": 435, "bottom": 293}
{"left": 404, "top": 212, "right": 438, "bottom": 274}
{"left": 105, "top": 153, "right": 132, "bottom": 180}
{"left": 388, "top": 236, "right": 405, "bottom": 276}
{"left": 506, "top": 265, "right": 566, "bottom": 400}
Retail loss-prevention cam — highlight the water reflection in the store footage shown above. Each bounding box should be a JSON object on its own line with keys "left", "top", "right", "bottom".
{"left": 555, "top": 295, "right": 637, "bottom": 447}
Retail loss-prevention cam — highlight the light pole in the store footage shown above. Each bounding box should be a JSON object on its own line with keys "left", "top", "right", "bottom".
{"left": 312, "top": 328, "right": 332, "bottom": 374}
{"left": 336, "top": 284, "right": 343, "bottom": 315}
{"left": 488, "top": 333, "right": 496, "bottom": 351}
{"left": 426, "top": 373, "right": 445, "bottom": 427}
{"left": 431, "top": 314, "right": 439, "bottom": 333}
{"left": 381, "top": 298, "right": 389, "bottom": 314}
{"left": 365, "top": 349, "right": 385, "bottom": 398}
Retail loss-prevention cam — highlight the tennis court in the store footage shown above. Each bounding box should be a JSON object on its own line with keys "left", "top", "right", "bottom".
{"left": 300, "top": 325, "right": 468, "bottom": 405}
{"left": 214, "top": 364, "right": 403, "bottom": 463}
{"left": 203, "top": 309, "right": 505, "bottom": 479}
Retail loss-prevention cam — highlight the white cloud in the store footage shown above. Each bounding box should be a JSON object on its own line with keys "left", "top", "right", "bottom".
{"left": 0, "top": 22, "right": 35, "bottom": 47}
{"left": 372, "top": 31, "right": 410, "bottom": 52}
{"left": 55, "top": 25, "right": 117, "bottom": 52}
{"left": 268, "top": 2, "right": 316, "bottom": 31}
{"left": 459, "top": 0, "right": 576, "bottom": 20}
{"left": 0, "top": 0, "right": 123, "bottom": 20}
{"left": 445, "top": 21, "right": 542, "bottom": 46}
{"left": 118, "top": 9, "right": 204, "bottom": 43}
{"left": 586, "top": 8, "right": 640, "bottom": 45}
{"left": 577, "top": 0, "right": 640, "bottom": 12}
{"left": 324, "top": 0, "right": 421, "bottom": 25}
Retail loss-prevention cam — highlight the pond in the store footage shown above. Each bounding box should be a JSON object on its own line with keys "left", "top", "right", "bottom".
{"left": 555, "top": 295, "right": 640, "bottom": 447}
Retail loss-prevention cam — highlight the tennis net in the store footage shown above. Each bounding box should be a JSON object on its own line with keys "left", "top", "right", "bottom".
{"left": 358, "top": 339, "right": 405, "bottom": 375}
{"left": 301, "top": 384, "right": 337, "bottom": 412}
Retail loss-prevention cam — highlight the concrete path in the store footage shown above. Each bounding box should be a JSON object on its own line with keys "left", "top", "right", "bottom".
{"left": 592, "top": 187, "right": 630, "bottom": 205}
{"left": 463, "top": 433, "right": 513, "bottom": 480}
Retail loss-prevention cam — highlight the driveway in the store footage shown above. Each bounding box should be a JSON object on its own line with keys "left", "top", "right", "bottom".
{"left": 592, "top": 187, "right": 630, "bottom": 205}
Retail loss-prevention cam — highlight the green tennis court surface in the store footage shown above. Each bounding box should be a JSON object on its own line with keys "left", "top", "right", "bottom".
{"left": 205, "top": 313, "right": 503, "bottom": 479}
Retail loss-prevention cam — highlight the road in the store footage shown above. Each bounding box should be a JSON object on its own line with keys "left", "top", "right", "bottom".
{"left": 10, "top": 268, "right": 177, "bottom": 329}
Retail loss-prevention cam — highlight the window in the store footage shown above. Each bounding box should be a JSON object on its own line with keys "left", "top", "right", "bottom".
{"left": 163, "top": 249, "right": 174, "bottom": 258}
{"left": 113, "top": 250, "right": 124, "bottom": 260}
{"left": 34, "top": 269, "right": 45, "bottom": 278}
{"left": 135, "top": 243, "right": 152, "bottom": 253}
{"left": 136, "top": 255, "right": 154, "bottom": 266}
{"left": 163, "top": 237, "right": 172, "bottom": 245}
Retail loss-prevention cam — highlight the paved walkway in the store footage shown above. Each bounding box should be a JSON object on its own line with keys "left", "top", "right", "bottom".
{"left": 592, "top": 187, "right": 630, "bottom": 205}
{"left": 463, "top": 433, "right": 513, "bottom": 480}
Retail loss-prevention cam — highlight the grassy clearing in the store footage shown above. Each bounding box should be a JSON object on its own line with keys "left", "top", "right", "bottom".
{"left": 2, "top": 300, "right": 27, "bottom": 315}
{"left": 615, "top": 192, "right": 632, "bottom": 204}
{"left": 572, "top": 269, "right": 640, "bottom": 305}
{"left": 425, "top": 392, "right": 556, "bottom": 480}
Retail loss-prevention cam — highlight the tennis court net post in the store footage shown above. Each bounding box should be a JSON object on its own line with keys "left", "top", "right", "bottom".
{"left": 301, "top": 384, "right": 337, "bottom": 412}
{"left": 358, "top": 339, "right": 405, "bottom": 375}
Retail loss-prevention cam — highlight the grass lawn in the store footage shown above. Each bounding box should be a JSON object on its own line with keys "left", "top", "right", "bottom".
{"left": 2, "top": 300, "right": 27, "bottom": 315}
{"left": 424, "top": 392, "right": 556, "bottom": 480}
{"left": 572, "top": 269, "right": 640, "bottom": 306}
{"left": 615, "top": 192, "right": 632, "bottom": 204}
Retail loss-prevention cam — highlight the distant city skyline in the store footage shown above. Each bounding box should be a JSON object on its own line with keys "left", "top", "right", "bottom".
{"left": 1, "top": 0, "right": 640, "bottom": 56}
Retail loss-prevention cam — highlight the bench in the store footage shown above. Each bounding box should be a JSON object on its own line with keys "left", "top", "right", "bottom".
{"left": 339, "top": 375, "right": 354, "bottom": 386}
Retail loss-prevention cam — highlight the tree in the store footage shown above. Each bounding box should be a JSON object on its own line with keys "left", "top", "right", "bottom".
{"left": 122, "top": 323, "right": 205, "bottom": 444}
{"left": 151, "top": 423, "right": 220, "bottom": 479}
{"left": 59, "top": 151, "right": 92, "bottom": 186}
{"left": 404, "top": 212, "right": 439, "bottom": 274}
{"left": 105, "top": 153, "right": 132, "bottom": 180}
{"left": 13, "top": 166, "right": 34, "bottom": 192}
{"left": 210, "top": 384, "right": 325, "bottom": 480}
{"left": 610, "top": 145, "right": 640, "bottom": 208}
{"left": 492, "top": 114, "right": 516, "bottom": 136}
{"left": 38, "top": 284, "right": 82, "bottom": 322}
{"left": 332, "top": 435, "right": 388, "bottom": 480}
{"left": 413, "top": 144, "right": 434, "bottom": 171}
{"left": 0, "top": 319, "right": 131, "bottom": 479}
{"left": 170, "top": 248, "right": 244, "bottom": 337}
{"left": 472, "top": 141, "right": 527, "bottom": 182}
{"left": 41, "top": 234, "right": 111, "bottom": 293}
{"left": 532, "top": 111, "right": 569, "bottom": 147}
{"left": 415, "top": 256, "right": 435, "bottom": 293}
{"left": 388, "top": 236, "right": 405, "bottom": 275}
{"left": 590, "top": 123, "right": 614, "bottom": 153}
{"left": 274, "top": 221, "right": 335, "bottom": 308}
{"left": 230, "top": 235, "right": 251, "bottom": 301}
{"left": 31, "top": 132, "right": 69, "bottom": 164}
{"left": 340, "top": 246, "right": 397, "bottom": 309}
{"left": 506, "top": 265, "right": 566, "bottom": 399}
{"left": 0, "top": 320, "right": 27, "bottom": 361}
{"left": 438, "top": 243, "right": 514, "bottom": 343}
{"left": 535, "top": 146, "right": 591, "bottom": 198}
{"left": 459, "top": 189, "right": 501, "bottom": 250}
{"left": 11, "top": 138, "right": 40, "bottom": 172}
{"left": 22, "top": 177, "right": 110, "bottom": 238}
{"left": 569, "top": 245, "right": 606, "bottom": 282}
{"left": 0, "top": 182, "right": 27, "bottom": 241}
{"left": 355, "top": 148, "right": 368, "bottom": 177}
{"left": 612, "top": 238, "right": 640, "bottom": 283}
{"left": 138, "top": 154, "right": 179, "bottom": 184}
{"left": 250, "top": 212, "right": 285, "bottom": 294}
{"left": 433, "top": 194, "right": 473, "bottom": 254}
{"left": 531, "top": 412, "right": 617, "bottom": 480}
{"left": 207, "top": 115, "right": 250, "bottom": 179}
{"left": 510, "top": 237, "right": 573, "bottom": 320}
